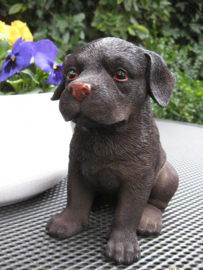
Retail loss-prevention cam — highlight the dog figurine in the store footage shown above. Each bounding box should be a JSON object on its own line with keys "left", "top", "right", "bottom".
{"left": 46, "top": 37, "right": 179, "bottom": 265}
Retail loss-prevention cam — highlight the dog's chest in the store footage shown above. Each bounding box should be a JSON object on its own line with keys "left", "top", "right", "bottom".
{"left": 71, "top": 128, "right": 149, "bottom": 192}
{"left": 79, "top": 138, "right": 124, "bottom": 192}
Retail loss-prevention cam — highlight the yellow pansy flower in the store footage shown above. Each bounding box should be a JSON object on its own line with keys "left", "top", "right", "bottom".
{"left": 11, "top": 20, "right": 33, "bottom": 41}
{"left": 0, "top": 21, "right": 10, "bottom": 40}
{"left": 0, "top": 22, "right": 20, "bottom": 44}
{"left": 0, "top": 20, "right": 33, "bottom": 44}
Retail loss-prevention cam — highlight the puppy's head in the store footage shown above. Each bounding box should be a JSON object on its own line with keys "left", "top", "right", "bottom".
{"left": 52, "top": 38, "right": 176, "bottom": 129}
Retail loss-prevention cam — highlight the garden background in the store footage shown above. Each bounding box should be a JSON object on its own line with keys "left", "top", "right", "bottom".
{"left": 0, "top": 0, "right": 203, "bottom": 124}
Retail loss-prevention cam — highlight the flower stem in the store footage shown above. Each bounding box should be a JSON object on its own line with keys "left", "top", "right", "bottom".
{"left": 22, "top": 74, "right": 26, "bottom": 92}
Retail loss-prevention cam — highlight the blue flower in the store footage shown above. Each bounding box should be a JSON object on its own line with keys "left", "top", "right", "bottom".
{"left": 0, "top": 37, "right": 33, "bottom": 82}
{"left": 33, "top": 40, "right": 62, "bottom": 86}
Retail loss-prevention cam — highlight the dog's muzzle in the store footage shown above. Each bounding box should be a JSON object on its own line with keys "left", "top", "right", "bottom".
{"left": 68, "top": 83, "right": 91, "bottom": 101}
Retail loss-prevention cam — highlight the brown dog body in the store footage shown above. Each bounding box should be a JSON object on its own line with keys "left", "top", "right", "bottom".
{"left": 46, "top": 38, "right": 179, "bottom": 264}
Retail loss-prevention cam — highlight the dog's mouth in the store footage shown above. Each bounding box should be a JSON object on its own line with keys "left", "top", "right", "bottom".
{"left": 72, "top": 113, "right": 127, "bottom": 130}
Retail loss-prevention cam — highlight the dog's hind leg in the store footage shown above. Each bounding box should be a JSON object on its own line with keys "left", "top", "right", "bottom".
{"left": 137, "top": 161, "right": 179, "bottom": 236}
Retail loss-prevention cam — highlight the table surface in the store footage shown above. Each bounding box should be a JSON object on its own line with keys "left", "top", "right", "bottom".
{"left": 1, "top": 120, "right": 203, "bottom": 270}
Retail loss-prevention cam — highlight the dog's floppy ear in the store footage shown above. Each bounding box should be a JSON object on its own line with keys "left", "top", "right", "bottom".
{"left": 144, "top": 50, "right": 176, "bottom": 108}
{"left": 51, "top": 54, "right": 72, "bottom": 100}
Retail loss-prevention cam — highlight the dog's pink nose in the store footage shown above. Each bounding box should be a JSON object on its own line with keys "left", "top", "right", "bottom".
{"left": 68, "top": 83, "right": 91, "bottom": 101}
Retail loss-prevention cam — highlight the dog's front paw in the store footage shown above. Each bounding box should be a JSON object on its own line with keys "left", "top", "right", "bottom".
{"left": 46, "top": 208, "right": 87, "bottom": 239}
{"left": 105, "top": 230, "right": 141, "bottom": 265}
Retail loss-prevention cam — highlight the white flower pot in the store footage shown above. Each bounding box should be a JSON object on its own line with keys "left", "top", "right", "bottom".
{"left": 0, "top": 93, "right": 73, "bottom": 206}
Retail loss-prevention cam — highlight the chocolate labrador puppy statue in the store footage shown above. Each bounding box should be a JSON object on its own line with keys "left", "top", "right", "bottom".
{"left": 46, "top": 37, "right": 179, "bottom": 265}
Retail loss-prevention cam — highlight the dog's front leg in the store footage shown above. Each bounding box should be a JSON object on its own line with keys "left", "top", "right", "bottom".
{"left": 46, "top": 159, "right": 95, "bottom": 238}
{"left": 105, "top": 184, "right": 150, "bottom": 264}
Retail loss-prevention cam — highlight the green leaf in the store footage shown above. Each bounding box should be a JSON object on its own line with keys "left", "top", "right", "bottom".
{"left": 110, "top": 30, "right": 121, "bottom": 38}
{"left": 21, "top": 69, "right": 39, "bottom": 84}
{"left": 115, "top": 24, "right": 129, "bottom": 32}
{"left": 130, "top": 17, "right": 138, "bottom": 25}
{"left": 128, "top": 27, "right": 136, "bottom": 36}
{"left": 56, "top": 19, "right": 68, "bottom": 34}
{"left": 56, "top": 48, "right": 66, "bottom": 60}
{"left": 36, "top": 9, "right": 43, "bottom": 18}
{"left": 61, "top": 0, "right": 69, "bottom": 4}
{"left": 124, "top": 0, "right": 132, "bottom": 11}
{"left": 175, "top": 2, "right": 186, "bottom": 12}
{"left": 6, "top": 79, "right": 23, "bottom": 91}
{"left": 73, "top": 13, "right": 85, "bottom": 23}
{"left": 190, "top": 23, "right": 201, "bottom": 34}
{"left": 100, "top": 0, "right": 108, "bottom": 4}
{"left": 63, "top": 32, "right": 70, "bottom": 44}
{"left": 197, "top": 90, "right": 203, "bottom": 96}
{"left": 117, "top": 0, "right": 124, "bottom": 4}
{"left": 0, "top": 34, "right": 9, "bottom": 59}
{"left": 80, "top": 31, "right": 85, "bottom": 40}
{"left": 9, "top": 3, "right": 23, "bottom": 14}
{"left": 120, "top": 31, "right": 128, "bottom": 40}
{"left": 131, "top": 24, "right": 149, "bottom": 39}
{"left": 33, "top": 27, "right": 47, "bottom": 41}
{"left": 132, "top": 0, "right": 138, "bottom": 11}
{"left": 70, "top": 30, "right": 82, "bottom": 45}
{"left": 55, "top": 57, "right": 62, "bottom": 64}
{"left": 21, "top": 6, "right": 27, "bottom": 13}
{"left": 97, "top": 23, "right": 106, "bottom": 31}
{"left": 131, "top": 24, "right": 149, "bottom": 33}
{"left": 140, "top": 0, "right": 148, "bottom": 7}
{"left": 44, "top": 0, "right": 54, "bottom": 10}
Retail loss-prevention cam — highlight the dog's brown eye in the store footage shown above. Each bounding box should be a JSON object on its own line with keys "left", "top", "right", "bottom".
{"left": 67, "top": 69, "right": 78, "bottom": 80}
{"left": 114, "top": 69, "right": 128, "bottom": 82}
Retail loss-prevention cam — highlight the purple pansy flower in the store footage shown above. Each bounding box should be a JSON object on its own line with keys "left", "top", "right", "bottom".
{"left": 33, "top": 40, "right": 62, "bottom": 86}
{"left": 0, "top": 37, "right": 33, "bottom": 82}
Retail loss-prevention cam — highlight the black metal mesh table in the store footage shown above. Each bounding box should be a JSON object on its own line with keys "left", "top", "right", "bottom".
{"left": 1, "top": 120, "right": 203, "bottom": 270}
